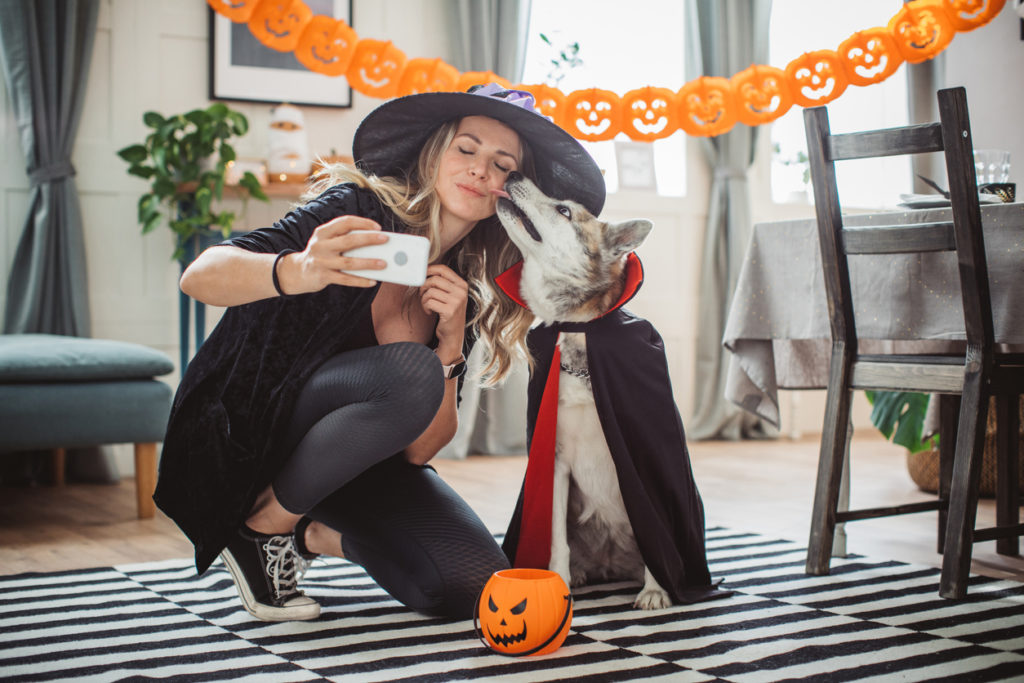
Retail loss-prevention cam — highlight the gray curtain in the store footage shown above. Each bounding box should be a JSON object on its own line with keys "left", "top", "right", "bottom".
{"left": 0, "top": 0, "right": 98, "bottom": 336}
{"left": 449, "top": 0, "right": 532, "bottom": 79}
{"left": 686, "top": 0, "right": 776, "bottom": 440}
{"left": 440, "top": 0, "right": 532, "bottom": 459}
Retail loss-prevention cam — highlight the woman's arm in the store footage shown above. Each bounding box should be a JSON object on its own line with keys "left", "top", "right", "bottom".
{"left": 180, "top": 216, "right": 388, "bottom": 307}
{"left": 403, "top": 264, "right": 470, "bottom": 465}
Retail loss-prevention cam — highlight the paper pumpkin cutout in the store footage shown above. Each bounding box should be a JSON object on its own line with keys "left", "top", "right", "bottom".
{"left": 206, "top": 0, "right": 260, "bottom": 22}
{"left": 676, "top": 77, "right": 737, "bottom": 137}
{"left": 456, "top": 71, "right": 513, "bottom": 92}
{"left": 621, "top": 86, "right": 678, "bottom": 141}
{"left": 295, "top": 15, "right": 356, "bottom": 76}
{"left": 346, "top": 39, "right": 406, "bottom": 98}
{"left": 475, "top": 569, "right": 572, "bottom": 657}
{"left": 732, "top": 65, "right": 793, "bottom": 126}
{"left": 561, "top": 88, "right": 622, "bottom": 141}
{"left": 940, "top": 0, "right": 1006, "bottom": 31}
{"left": 888, "top": 0, "right": 956, "bottom": 63}
{"left": 785, "top": 50, "right": 849, "bottom": 107}
{"left": 518, "top": 83, "right": 566, "bottom": 122}
{"left": 247, "top": 0, "right": 314, "bottom": 52}
{"left": 396, "top": 58, "right": 460, "bottom": 95}
{"left": 837, "top": 28, "right": 904, "bottom": 86}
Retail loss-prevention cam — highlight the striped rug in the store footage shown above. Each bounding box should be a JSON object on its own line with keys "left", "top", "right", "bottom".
{"left": 2, "top": 527, "right": 1023, "bottom": 682}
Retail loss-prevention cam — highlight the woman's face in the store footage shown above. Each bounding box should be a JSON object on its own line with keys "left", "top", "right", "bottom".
{"left": 435, "top": 115, "right": 521, "bottom": 235}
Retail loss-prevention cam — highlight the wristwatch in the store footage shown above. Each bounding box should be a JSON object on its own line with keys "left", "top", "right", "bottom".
{"left": 441, "top": 355, "right": 467, "bottom": 380}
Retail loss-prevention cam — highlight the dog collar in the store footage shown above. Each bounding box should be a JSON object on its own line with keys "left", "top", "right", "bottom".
{"left": 495, "top": 252, "right": 645, "bottom": 318}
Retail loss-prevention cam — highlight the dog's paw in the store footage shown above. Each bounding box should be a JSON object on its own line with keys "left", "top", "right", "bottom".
{"left": 633, "top": 587, "right": 671, "bottom": 610}
{"left": 570, "top": 567, "right": 587, "bottom": 588}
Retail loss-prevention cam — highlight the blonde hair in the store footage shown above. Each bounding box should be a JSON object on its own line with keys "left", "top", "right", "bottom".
{"left": 305, "top": 119, "right": 536, "bottom": 384}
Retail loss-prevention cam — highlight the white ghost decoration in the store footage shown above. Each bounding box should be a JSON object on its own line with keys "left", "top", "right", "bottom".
{"left": 268, "top": 103, "right": 311, "bottom": 181}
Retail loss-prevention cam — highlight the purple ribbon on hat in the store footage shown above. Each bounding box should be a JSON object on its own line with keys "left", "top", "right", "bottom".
{"left": 469, "top": 82, "right": 539, "bottom": 115}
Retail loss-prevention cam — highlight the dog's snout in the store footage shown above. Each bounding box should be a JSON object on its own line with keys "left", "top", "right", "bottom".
{"left": 507, "top": 171, "right": 523, "bottom": 183}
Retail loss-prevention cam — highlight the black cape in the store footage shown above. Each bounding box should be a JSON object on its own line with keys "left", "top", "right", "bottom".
{"left": 497, "top": 256, "right": 727, "bottom": 604}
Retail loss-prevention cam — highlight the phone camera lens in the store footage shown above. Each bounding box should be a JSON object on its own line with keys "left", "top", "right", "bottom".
{"left": 394, "top": 251, "right": 408, "bottom": 266}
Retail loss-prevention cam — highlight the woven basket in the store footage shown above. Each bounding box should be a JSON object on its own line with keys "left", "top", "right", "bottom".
{"left": 906, "top": 397, "right": 1024, "bottom": 497}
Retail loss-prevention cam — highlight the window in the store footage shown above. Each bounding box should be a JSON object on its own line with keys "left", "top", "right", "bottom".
{"left": 521, "top": 0, "right": 686, "bottom": 196}
{"left": 769, "top": 1, "right": 911, "bottom": 208}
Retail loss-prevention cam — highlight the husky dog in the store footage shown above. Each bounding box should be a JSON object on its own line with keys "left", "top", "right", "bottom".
{"left": 493, "top": 172, "right": 673, "bottom": 609}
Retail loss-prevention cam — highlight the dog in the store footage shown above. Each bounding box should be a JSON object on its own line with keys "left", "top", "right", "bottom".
{"left": 493, "top": 172, "right": 675, "bottom": 609}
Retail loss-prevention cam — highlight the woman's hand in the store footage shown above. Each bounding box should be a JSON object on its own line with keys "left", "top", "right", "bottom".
{"left": 419, "top": 264, "right": 468, "bottom": 357}
{"left": 277, "top": 216, "right": 389, "bottom": 295}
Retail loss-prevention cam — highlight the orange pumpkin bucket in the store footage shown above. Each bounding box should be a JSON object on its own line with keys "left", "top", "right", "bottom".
{"left": 474, "top": 568, "right": 573, "bottom": 657}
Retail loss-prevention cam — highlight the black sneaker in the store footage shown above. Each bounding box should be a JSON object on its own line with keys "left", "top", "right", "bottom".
{"left": 293, "top": 516, "right": 320, "bottom": 562}
{"left": 220, "top": 525, "right": 320, "bottom": 621}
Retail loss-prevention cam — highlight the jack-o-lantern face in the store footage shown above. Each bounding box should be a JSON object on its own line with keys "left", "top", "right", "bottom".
{"left": 346, "top": 39, "right": 406, "bottom": 98}
{"left": 837, "top": 28, "right": 904, "bottom": 86}
{"left": 731, "top": 65, "right": 792, "bottom": 127}
{"left": 246, "top": 0, "right": 313, "bottom": 52}
{"left": 396, "top": 58, "right": 459, "bottom": 96}
{"left": 887, "top": 0, "right": 955, "bottom": 63}
{"left": 941, "top": 0, "right": 1005, "bottom": 31}
{"left": 785, "top": 50, "right": 849, "bottom": 108}
{"left": 677, "top": 77, "right": 737, "bottom": 137}
{"left": 518, "top": 83, "right": 566, "bottom": 122}
{"left": 295, "top": 16, "right": 356, "bottom": 76}
{"left": 560, "top": 88, "right": 622, "bottom": 142}
{"left": 457, "top": 71, "right": 513, "bottom": 93}
{"left": 206, "top": 0, "right": 260, "bottom": 22}
{"left": 475, "top": 569, "right": 572, "bottom": 657}
{"left": 621, "top": 86, "right": 678, "bottom": 141}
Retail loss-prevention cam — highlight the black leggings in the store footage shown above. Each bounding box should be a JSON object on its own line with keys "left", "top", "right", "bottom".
{"left": 273, "top": 342, "right": 509, "bottom": 618}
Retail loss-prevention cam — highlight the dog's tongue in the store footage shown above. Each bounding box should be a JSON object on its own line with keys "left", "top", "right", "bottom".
{"left": 491, "top": 189, "right": 511, "bottom": 199}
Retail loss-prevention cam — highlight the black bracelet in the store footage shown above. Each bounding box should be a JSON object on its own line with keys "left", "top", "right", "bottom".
{"left": 272, "top": 249, "right": 297, "bottom": 296}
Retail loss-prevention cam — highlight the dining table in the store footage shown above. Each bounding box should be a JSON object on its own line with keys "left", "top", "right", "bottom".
{"left": 724, "top": 201, "right": 1024, "bottom": 430}
{"left": 723, "top": 200, "right": 1024, "bottom": 557}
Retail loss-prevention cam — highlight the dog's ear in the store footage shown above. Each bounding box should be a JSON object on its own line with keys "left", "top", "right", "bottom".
{"left": 603, "top": 219, "right": 653, "bottom": 258}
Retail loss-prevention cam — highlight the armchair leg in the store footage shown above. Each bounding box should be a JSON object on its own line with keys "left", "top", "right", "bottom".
{"left": 134, "top": 443, "right": 157, "bottom": 519}
{"left": 50, "top": 447, "right": 66, "bottom": 487}
{"left": 995, "top": 395, "right": 1020, "bottom": 557}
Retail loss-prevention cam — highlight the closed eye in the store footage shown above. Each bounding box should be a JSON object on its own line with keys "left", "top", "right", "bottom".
{"left": 556, "top": 205, "right": 572, "bottom": 219}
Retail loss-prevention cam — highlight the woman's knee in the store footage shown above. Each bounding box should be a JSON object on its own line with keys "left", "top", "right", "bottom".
{"left": 374, "top": 342, "right": 444, "bottom": 412}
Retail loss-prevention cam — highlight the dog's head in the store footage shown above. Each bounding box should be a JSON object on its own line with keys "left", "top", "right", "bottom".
{"left": 493, "top": 172, "right": 652, "bottom": 322}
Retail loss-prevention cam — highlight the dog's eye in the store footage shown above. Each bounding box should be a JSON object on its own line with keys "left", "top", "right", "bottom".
{"left": 556, "top": 205, "right": 571, "bottom": 219}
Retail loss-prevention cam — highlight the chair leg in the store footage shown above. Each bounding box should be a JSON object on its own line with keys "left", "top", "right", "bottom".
{"left": 807, "top": 361, "right": 854, "bottom": 575}
{"left": 50, "top": 447, "right": 66, "bottom": 487}
{"left": 937, "top": 394, "right": 960, "bottom": 554}
{"left": 995, "top": 395, "right": 1020, "bottom": 556}
{"left": 134, "top": 443, "right": 157, "bottom": 519}
{"left": 940, "top": 373, "right": 989, "bottom": 599}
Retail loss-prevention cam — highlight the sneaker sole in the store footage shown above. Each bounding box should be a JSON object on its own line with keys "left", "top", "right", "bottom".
{"left": 220, "top": 548, "right": 321, "bottom": 622}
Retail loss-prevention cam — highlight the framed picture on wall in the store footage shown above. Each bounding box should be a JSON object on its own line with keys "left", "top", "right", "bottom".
{"left": 209, "top": 0, "right": 353, "bottom": 108}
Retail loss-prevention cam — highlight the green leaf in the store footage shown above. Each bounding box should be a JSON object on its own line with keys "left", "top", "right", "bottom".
{"left": 127, "top": 165, "right": 155, "bottom": 179}
{"left": 142, "top": 111, "right": 166, "bottom": 128}
{"left": 220, "top": 143, "right": 236, "bottom": 163}
{"left": 117, "top": 144, "right": 148, "bottom": 163}
{"left": 866, "top": 391, "right": 934, "bottom": 453}
{"left": 153, "top": 176, "right": 177, "bottom": 198}
{"left": 142, "top": 212, "right": 163, "bottom": 234}
{"left": 240, "top": 171, "right": 269, "bottom": 201}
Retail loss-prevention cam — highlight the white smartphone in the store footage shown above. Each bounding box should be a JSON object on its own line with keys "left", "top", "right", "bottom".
{"left": 341, "top": 230, "right": 430, "bottom": 287}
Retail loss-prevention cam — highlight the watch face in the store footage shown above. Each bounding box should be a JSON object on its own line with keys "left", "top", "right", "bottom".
{"left": 444, "top": 360, "right": 467, "bottom": 379}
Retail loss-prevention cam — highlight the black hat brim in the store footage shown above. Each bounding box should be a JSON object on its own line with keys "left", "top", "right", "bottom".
{"left": 352, "top": 91, "right": 606, "bottom": 216}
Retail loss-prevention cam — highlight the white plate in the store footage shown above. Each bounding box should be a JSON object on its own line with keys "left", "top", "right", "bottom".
{"left": 898, "top": 193, "right": 1004, "bottom": 209}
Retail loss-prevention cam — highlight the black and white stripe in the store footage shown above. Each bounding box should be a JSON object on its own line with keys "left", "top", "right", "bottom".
{"left": 2, "top": 527, "right": 1021, "bottom": 682}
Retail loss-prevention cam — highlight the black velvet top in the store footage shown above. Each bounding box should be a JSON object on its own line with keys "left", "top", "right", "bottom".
{"left": 154, "top": 183, "right": 474, "bottom": 574}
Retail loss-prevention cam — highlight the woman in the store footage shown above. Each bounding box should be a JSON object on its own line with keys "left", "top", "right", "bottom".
{"left": 153, "top": 84, "right": 606, "bottom": 622}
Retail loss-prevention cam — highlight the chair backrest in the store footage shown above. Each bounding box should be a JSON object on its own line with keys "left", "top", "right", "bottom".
{"left": 803, "top": 86, "right": 994, "bottom": 355}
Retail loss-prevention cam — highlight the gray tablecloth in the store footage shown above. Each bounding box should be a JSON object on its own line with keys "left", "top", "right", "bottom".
{"left": 724, "top": 202, "right": 1024, "bottom": 427}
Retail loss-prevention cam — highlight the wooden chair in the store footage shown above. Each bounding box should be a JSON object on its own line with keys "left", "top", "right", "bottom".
{"left": 803, "top": 86, "right": 1024, "bottom": 599}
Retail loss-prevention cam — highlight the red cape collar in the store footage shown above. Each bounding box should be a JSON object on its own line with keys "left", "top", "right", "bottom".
{"left": 495, "top": 252, "right": 644, "bottom": 319}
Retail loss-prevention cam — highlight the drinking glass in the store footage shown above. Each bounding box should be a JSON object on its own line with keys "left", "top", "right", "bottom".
{"left": 973, "top": 149, "right": 1011, "bottom": 184}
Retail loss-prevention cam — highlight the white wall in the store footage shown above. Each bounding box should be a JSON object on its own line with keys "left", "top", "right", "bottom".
{"left": 2, "top": 1, "right": 1021, "bottom": 473}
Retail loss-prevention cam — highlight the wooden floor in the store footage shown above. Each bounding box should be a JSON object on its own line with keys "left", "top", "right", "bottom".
{"left": 1, "top": 434, "right": 1021, "bottom": 586}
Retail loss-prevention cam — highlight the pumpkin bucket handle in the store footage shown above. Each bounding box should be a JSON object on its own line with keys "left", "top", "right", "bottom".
{"left": 473, "top": 591, "right": 573, "bottom": 657}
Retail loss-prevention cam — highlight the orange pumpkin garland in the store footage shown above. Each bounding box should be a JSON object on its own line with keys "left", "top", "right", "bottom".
{"left": 784, "top": 50, "right": 849, "bottom": 108}
{"left": 346, "top": 39, "right": 406, "bottom": 99}
{"left": 246, "top": 0, "right": 313, "bottom": 53}
{"left": 621, "top": 86, "right": 679, "bottom": 141}
{"left": 209, "top": 0, "right": 1004, "bottom": 139}
{"left": 295, "top": 15, "right": 357, "bottom": 77}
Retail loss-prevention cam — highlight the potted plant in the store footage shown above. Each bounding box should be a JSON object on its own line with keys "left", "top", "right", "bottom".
{"left": 117, "top": 102, "right": 269, "bottom": 261}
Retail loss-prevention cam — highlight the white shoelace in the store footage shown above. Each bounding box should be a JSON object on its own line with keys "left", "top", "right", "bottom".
{"left": 262, "top": 535, "right": 303, "bottom": 600}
